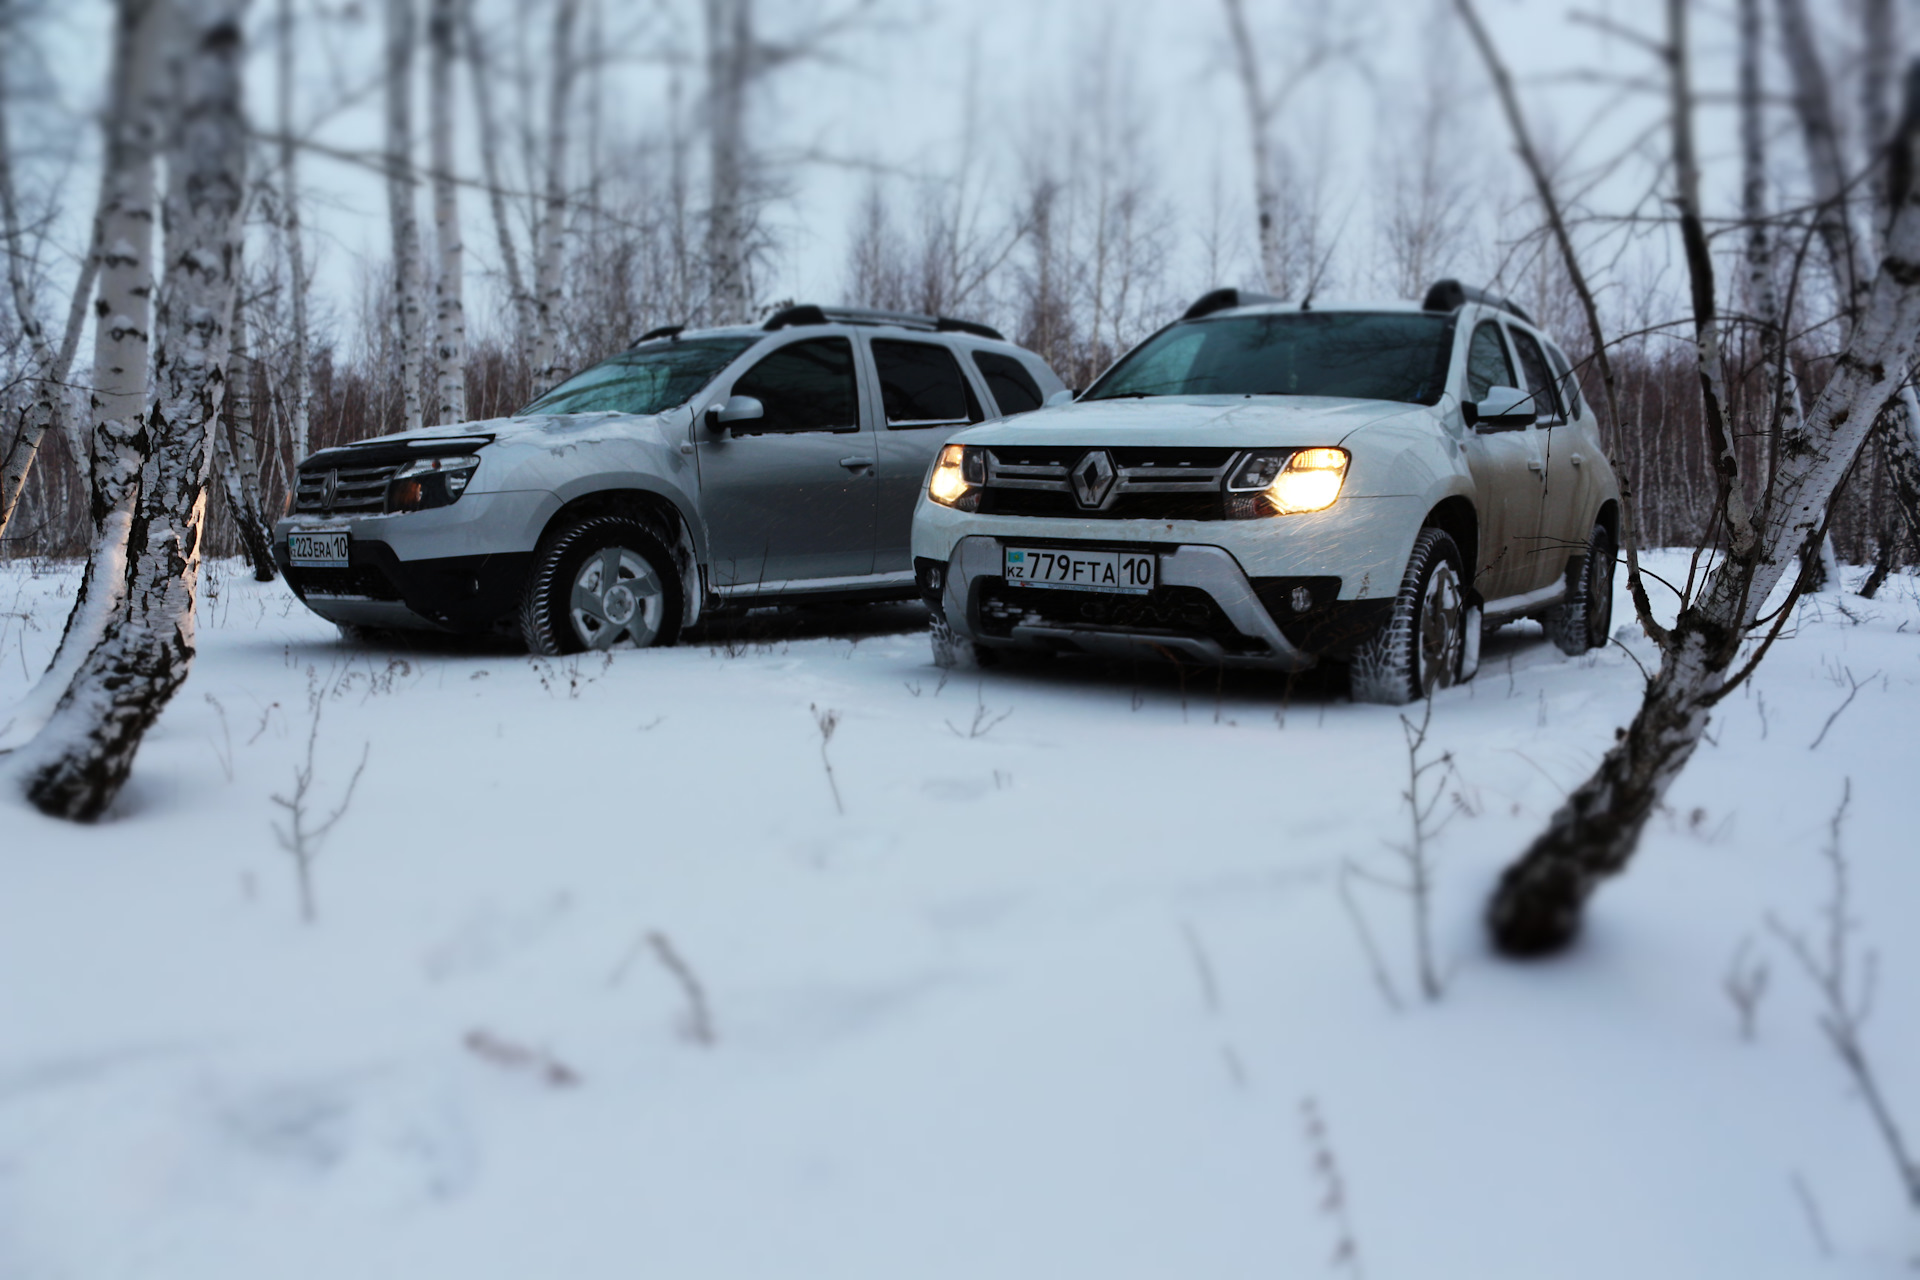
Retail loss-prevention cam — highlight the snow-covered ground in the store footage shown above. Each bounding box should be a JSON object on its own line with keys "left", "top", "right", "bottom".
{"left": 1, "top": 552, "right": 1916, "bottom": 1278}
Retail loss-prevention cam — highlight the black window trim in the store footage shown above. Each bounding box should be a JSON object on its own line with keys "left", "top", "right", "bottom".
{"left": 1502, "top": 322, "right": 1568, "bottom": 427}
{"left": 725, "top": 335, "right": 864, "bottom": 436}
{"left": 871, "top": 336, "right": 978, "bottom": 430}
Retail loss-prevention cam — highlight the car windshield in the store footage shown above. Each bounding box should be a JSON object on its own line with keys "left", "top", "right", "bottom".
{"left": 1084, "top": 311, "right": 1453, "bottom": 406}
{"left": 517, "top": 337, "right": 756, "bottom": 417}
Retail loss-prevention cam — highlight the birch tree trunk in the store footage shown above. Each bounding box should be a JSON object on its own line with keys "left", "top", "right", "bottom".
{"left": 1487, "top": 58, "right": 1920, "bottom": 955}
{"left": 0, "top": 0, "right": 164, "bottom": 757}
{"left": 20, "top": 0, "right": 249, "bottom": 820}
{"left": 462, "top": 3, "right": 532, "bottom": 353}
{"left": 278, "top": 0, "right": 312, "bottom": 461}
{"left": 0, "top": 40, "right": 98, "bottom": 542}
{"left": 216, "top": 289, "right": 276, "bottom": 579}
{"left": 1738, "top": 0, "right": 1792, "bottom": 501}
{"left": 703, "top": 0, "right": 752, "bottom": 326}
{"left": 1776, "top": 0, "right": 1920, "bottom": 566}
{"left": 385, "top": 0, "right": 427, "bottom": 433}
{"left": 527, "top": 0, "right": 576, "bottom": 391}
{"left": 1221, "top": 0, "right": 1284, "bottom": 296}
{"left": 427, "top": 0, "right": 466, "bottom": 424}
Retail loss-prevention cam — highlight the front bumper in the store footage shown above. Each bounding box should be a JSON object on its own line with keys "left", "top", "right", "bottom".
{"left": 275, "top": 490, "right": 554, "bottom": 633}
{"left": 274, "top": 538, "right": 532, "bottom": 633}
{"left": 925, "top": 536, "right": 1401, "bottom": 671}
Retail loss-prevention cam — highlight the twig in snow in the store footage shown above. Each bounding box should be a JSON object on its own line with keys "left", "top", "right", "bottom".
{"left": 811, "top": 702, "right": 843, "bottom": 814}
{"left": 1338, "top": 863, "right": 1405, "bottom": 1013}
{"left": 1790, "top": 1171, "right": 1834, "bottom": 1258}
{"left": 1722, "top": 936, "right": 1769, "bottom": 1042}
{"left": 1181, "top": 920, "right": 1222, "bottom": 1015}
{"left": 464, "top": 1028, "right": 580, "bottom": 1087}
{"left": 269, "top": 678, "right": 370, "bottom": 925}
{"left": 204, "top": 693, "right": 234, "bottom": 781}
{"left": 648, "top": 930, "right": 716, "bottom": 1047}
{"left": 1343, "top": 699, "right": 1455, "bottom": 1002}
{"left": 1299, "top": 1096, "right": 1367, "bottom": 1278}
{"left": 946, "top": 683, "right": 1013, "bottom": 739}
{"left": 1767, "top": 780, "right": 1920, "bottom": 1212}
{"left": 1808, "top": 666, "right": 1878, "bottom": 750}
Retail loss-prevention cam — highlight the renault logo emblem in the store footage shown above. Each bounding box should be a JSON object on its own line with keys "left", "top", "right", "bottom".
{"left": 1070, "top": 450, "right": 1117, "bottom": 508}
{"left": 321, "top": 469, "right": 339, "bottom": 511}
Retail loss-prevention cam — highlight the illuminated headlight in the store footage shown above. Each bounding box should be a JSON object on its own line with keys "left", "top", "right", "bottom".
{"left": 388, "top": 454, "right": 481, "bottom": 513}
{"left": 1226, "top": 447, "right": 1348, "bottom": 518}
{"left": 928, "top": 444, "right": 986, "bottom": 512}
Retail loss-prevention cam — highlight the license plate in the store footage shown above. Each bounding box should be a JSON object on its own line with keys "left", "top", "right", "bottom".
{"left": 289, "top": 528, "right": 349, "bottom": 568}
{"left": 1003, "top": 546, "right": 1155, "bottom": 594}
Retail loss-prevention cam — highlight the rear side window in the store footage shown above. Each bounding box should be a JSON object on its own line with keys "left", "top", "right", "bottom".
{"left": 732, "top": 338, "right": 859, "bottom": 433}
{"left": 872, "top": 340, "right": 978, "bottom": 427}
{"left": 1506, "top": 328, "right": 1565, "bottom": 423}
{"left": 1545, "top": 342, "right": 1584, "bottom": 419}
{"left": 972, "top": 351, "right": 1044, "bottom": 416}
{"left": 1465, "top": 322, "right": 1516, "bottom": 401}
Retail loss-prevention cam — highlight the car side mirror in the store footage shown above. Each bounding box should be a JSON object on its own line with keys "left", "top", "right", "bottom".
{"left": 1466, "top": 384, "right": 1535, "bottom": 430}
{"left": 1043, "top": 388, "right": 1075, "bottom": 408}
{"left": 706, "top": 394, "right": 764, "bottom": 430}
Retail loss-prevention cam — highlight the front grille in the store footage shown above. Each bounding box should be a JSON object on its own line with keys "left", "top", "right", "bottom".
{"left": 294, "top": 461, "right": 401, "bottom": 514}
{"left": 285, "top": 564, "right": 400, "bottom": 600}
{"left": 976, "top": 581, "right": 1264, "bottom": 653}
{"left": 980, "top": 446, "right": 1242, "bottom": 520}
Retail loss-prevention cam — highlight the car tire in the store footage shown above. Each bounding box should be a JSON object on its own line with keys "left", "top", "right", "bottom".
{"left": 929, "top": 611, "right": 1001, "bottom": 669}
{"left": 1349, "top": 527, "right": 1469, "bottom": 705}
{"left": 520, "top": 514, "right": 683, "bottom": 655}
{"left": 1544, "top": 522, "right": 1615, "bottom": 656}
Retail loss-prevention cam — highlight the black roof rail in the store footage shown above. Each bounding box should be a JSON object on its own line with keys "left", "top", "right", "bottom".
{"left": 1421, "top": 279, "right": 1534, "bottom": 326}
{"left": 935, "top": 316, "right": 1006, "bottom": 341}
{"left": 763, "top": 304, "right": 831, "bottom": 330}
{"left": 633, "top": 324, "right": 684, "bottom": 344}
{"left": 1182, "top": 287, "right": 1284, "bottom": 320}
{"left": 760, "top": 304, "right": 1005, "bottom": 340}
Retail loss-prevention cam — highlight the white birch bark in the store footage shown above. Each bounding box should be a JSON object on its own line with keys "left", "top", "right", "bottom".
{"left": 0, "top": 42, "right": 97, "bottom": 541}
{"left": 216, "top": 289, "right": 275, "bottom": 579}
{"left": 1221, "top": 0, "right": 1284, "bottom": 296}
{"left": 1488, "top": 60, "right": 1920, "bottom": 953}
{"left": 18, "top": 0, "right": 249, "bottom": 820}
{"left": 278, "top": 0, "right": 312, "bottom": 461}
{"left": 1775, "top": 0, "right": 1920, "bottom": 572}
{"left": 461, "top": 3, "right": 532, "bottom": 351}
{"left": 385, "top": 0, "right": 427, "bottom": 433}
{"left": 527, "top": 0, "right": 577, "bottom": 392}
{"left": 427, "top": 0, "right": 466, "bottom": 424}
{"left": 0, "top": 0, "right": 164, "bottom": 756}
{"left": 1739, "top": 0, "right": 1795, "bottom": 501}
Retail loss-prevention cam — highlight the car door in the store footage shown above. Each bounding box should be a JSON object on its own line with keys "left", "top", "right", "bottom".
{"left": 695, "top": 335, "right": 878, "bottom": 590}
{"left": 1505, "top": 324, "right": 1582, "bottom": 587}
{"left": 1457, "top": 319, "right": 1548, "bottom": 602}
{"left": 867, "top": 336, "right": 985, "bottom": 575}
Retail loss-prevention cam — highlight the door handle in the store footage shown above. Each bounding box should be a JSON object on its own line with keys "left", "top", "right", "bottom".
{"left": 1527, "top": 459, "right": 1544, "bottom": 473}
{"left": 839, "top": 456, "right": 875, "bottom": 470}
{"left": 1570, "top": 452, "right": 1584, "bottom": 467}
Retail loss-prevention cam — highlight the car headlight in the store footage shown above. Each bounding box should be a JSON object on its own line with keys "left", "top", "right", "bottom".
{"left": 928, "top": 444, "right": 986, "bottom": 512}
{"left": 1226, "top": 447, "right": 1348, "bottom": 518}
{"left": 388, "top": 454, "right": 481, "bottom": 513}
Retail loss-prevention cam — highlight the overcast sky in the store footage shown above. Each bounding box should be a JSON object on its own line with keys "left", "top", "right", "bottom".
{"left": 7, "top": 0, "right": 1883, "bottom": 356}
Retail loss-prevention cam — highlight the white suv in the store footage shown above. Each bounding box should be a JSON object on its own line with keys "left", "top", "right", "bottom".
{"left": 910, "top": 282, "right": 1621, "bottom": 703}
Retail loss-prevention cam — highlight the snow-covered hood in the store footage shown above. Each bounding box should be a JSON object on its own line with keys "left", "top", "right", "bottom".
{"left": 332, "top": 408, "right": 689, "bottom": 455}
{"left": 955, "top": 396, "right": 1438, "bottom": 450}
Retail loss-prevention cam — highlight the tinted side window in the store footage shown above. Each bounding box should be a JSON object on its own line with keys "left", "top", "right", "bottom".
{"left": 732, "top": 338, "right": 859, "bottom": 433}
{"left": 1507, "top": 328, "right": 1565, "bottom": 422}
{"left": 1466, "top": 322, "right": 1517, "bottom": 401}
{"left": 872, "top": 340, "right": 975, "bottom": 427}
{"left": 972, "top": 351, "right": 1044, "bottom": 416}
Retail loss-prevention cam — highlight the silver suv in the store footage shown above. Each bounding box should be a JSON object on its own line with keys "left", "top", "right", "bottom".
{"left": 274, "top": 307, "right": 1064, "bottom": 652}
